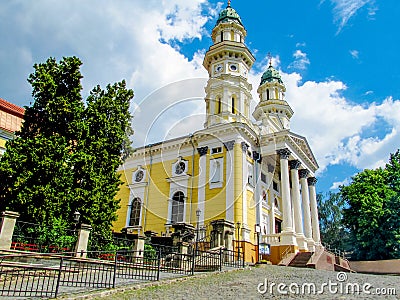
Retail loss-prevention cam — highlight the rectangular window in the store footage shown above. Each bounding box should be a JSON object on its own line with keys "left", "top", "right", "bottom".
{"left": 261, "top": 172, "right": 267, "bottom": 183}
{"left": 211, "top": 147, "right": 222, "bottom": 154}
{"left": 273, "top": 181, "right": 279, "bottom": 192}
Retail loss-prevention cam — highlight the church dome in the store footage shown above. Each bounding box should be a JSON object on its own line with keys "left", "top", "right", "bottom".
{"left": 260, "top": 64, "right": 283, "bottom": 85}
{"left": 216, "top": 3, "right": 243, "bottom": 26}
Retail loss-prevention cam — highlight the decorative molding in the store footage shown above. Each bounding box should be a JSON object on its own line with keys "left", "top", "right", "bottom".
{"left": 197, "top": 146, "right": 208, "bottom": 157}
{"left": 289, "top": 160, "right": 301, "bottom": 170}
{"left": 277, "top": 148, "right": 291, "bottom": 160}
{"left": 224, "top": 140, "right": 235, "bottom": 151}
{"left": 307, "top": 177, "right": 317, "bottom": 186}
{"left": 241, "top": 141, "right": 249, "bottom": 152}
{"left": 299, "top": 169, "right": 310, "bottom": 179}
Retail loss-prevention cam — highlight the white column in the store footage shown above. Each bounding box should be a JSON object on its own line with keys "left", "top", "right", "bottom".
{"left": 277, "top": 149, "right": 296, "bottom": 245}
{"left": 197, "top": 146, "right": 208, "bottom": 227}
{"left": 299, "top": 169, "right": 314, "bottom": 251}
{"left": 224, "top": 142, "right": 235, "bottom": 222}
{"left": 308, "top": 177, "right": 321, "bottom": 245}
{"left": 267, "top": 163, "right": 275, "bottom": 235}
{"left": 289, "top": 160, "right": 307, "bottom": 250}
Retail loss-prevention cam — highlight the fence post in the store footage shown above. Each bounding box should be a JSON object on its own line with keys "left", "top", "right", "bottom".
{"left": 112, "top": 250, "right": 118, "bottom": 288}
{"left": 0, "top": 211, "right": 19, "bottom": 250}
{"left": 54, "top": 256, "right": 63, "bottom": 298}
{"left": 74, "top": 224, "right": 92, "bottom": 258}
{"left": 219, "top": 248, "right": 222, "bottom": 271}
{"left": 156, "top": 249, "right": 161, "bottom": 281}
{"left": 191, "top": 246, "right": 196, "bottom": 275}
{"left": 133, "top": 235, "right": 146, "bottom": 262}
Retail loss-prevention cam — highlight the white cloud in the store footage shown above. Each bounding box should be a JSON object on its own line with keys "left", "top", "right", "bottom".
{"left": 330, "top": 177, "right": 351, "bottom": 189}
{"left": 349, "top": 49, "right": 359, "bottom": 59}
{"left": 289, "top": 50, "right": 310, "bottom": 70}
{"left": 326, "top": 0, "right": 377, "bottom": 33}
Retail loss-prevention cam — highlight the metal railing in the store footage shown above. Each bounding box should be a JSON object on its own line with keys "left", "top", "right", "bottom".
{"left": 0, "top": 245, "right": 246, "bottom": 297}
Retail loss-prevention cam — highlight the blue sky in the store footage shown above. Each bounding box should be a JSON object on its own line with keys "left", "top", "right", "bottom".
{"left": 1, "top": 0, "right": 399, "bottom": 194}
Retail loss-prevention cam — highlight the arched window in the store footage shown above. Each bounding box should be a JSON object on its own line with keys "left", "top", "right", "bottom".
{"left": 220, "top": 31, "right": 224, "bottom": 42}
{"left": 171, "top": 191, "right": 185, "bottom": 223}
{"left": 231, "top": 97, "right": 235, "bottom": 114}
{"left": 129, "top": 197, "right": 141, "bottom": 226}
{"left": 266, "top": 89, "right": 270, "bottom": 100}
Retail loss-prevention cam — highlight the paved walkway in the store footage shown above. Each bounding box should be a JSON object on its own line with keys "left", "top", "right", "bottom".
{"left": 60, "top": 265, "right": 399, "bottom": 300}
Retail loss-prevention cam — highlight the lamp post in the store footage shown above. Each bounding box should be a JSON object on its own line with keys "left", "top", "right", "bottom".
{"left": 255, "top": 224, "right": 261, "bottom": 263}
{"left": 195, "top": 208, "right": 201, "bottom": 253}
{"left": 236, "top": 221, "right": 241, "bottom": 262}
{"left": 73, "top": 211, "right": 81, "bottom": 234}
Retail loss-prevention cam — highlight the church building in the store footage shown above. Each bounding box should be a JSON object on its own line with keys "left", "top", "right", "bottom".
{"left": 113, "top": 2, "right": 321, "bottom": 264}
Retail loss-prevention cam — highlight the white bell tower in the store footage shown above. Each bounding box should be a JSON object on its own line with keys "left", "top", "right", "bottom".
{"left": 203, "top": 1, "right": 255, "bottom": 128}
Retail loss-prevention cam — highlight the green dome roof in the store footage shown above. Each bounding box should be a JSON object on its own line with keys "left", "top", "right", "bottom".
{"left": 260, "top": 65, "right": 283, "bottom": 85}
{"left": 216, "top": 4, "right": 243, "bottom": 26}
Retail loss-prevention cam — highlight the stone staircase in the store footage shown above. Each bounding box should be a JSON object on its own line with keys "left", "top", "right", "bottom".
{"left": 278, "top": 247, "right": 353, "bottom": 272}
{"left": 288, "top": 252, "right": 313, "bottom": 268}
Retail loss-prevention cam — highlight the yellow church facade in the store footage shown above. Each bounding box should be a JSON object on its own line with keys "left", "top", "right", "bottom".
{"left": 113, "top": 3, "right": 321, "bottom": 263}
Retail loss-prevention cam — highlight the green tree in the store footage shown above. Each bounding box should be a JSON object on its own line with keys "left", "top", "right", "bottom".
{"left": 317, "top": 192, "right": 351, "bottom": 252}
{"left": 341, "top": 165, "right": 399, "bottom": 260}
{"left": 0, "top": 56, "right": 134, "bottom": 239}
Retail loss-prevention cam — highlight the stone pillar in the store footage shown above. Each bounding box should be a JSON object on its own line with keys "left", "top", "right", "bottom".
{"left": 299, "top": 170, "right": 314, "bottom": 251}
{"left": 308, "top": 177, "right": 321, "bottom": 245}
{"left": 225, "top": 231, "right": 234, "bottom": 251}
{"left": 197, "top": 146, "right": 208, "bottom": 227}
{"left": 75, "top": 224, "right": 92, "bottom": 258}
{"left": 277, "top": 149, "right": 296, "bottom": 245}
{"left": 133, "top": 235, "right": 146, "bottom": 258}
{"left": 0, "top": 211, "right": 20, "bottom": 250}
{"left": 289, "top": 160, "right": 307, "bottom": 250}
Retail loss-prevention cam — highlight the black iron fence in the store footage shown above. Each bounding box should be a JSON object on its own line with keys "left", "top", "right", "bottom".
{"left": 222, "top": 249, "right": 245, "bottom": 268}
{"left": 0, "top": 247, "right": 245, "bottom": 298}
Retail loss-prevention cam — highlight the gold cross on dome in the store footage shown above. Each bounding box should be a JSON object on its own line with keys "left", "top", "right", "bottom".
{"left": 267, "top": 52, "right": 272, "bottom": 66}
{"left": 228, "top": 0, "right": 231, "bottom": 7}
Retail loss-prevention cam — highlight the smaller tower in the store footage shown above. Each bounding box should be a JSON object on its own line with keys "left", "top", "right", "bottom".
{"left": 253, "top": 61, "right": 293, "bottom": 133}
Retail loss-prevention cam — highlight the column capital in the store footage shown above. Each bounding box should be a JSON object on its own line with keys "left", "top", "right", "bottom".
{"left": 307, "top": 177, "right": 317, "bottom": 186}
{"left": 299, "top": 169, "right": 310, "bottom": 179}
{"left": 224, "top": 140, "right": 235, "bottom": 151}
{"left": 277, "top": 148, "right": 291, "bottom": 160}
{"left": 240, "top": 141, "right": 249, "bottom": 152}
{"left": 197, "top": 146, "right": 208, "bottom": 157}
{"left": 289, "top": 159, "right": 301, "bottom": 170}
{"left": 252, "top": 151, "right": 262, "bottom": 163}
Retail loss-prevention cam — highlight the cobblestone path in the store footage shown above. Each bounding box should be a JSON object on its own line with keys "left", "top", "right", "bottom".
{"left": 63, "top": 265, "right": 399, "bottom": 300}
